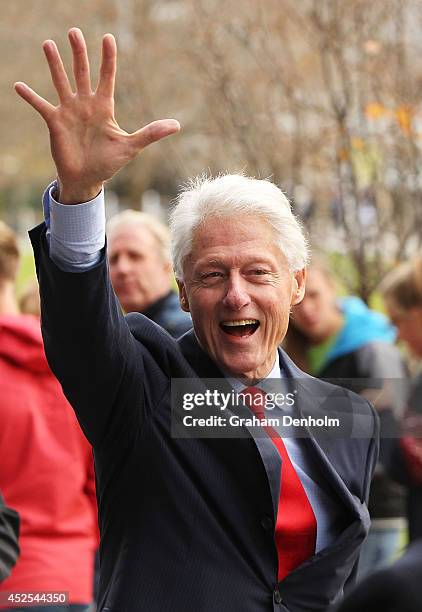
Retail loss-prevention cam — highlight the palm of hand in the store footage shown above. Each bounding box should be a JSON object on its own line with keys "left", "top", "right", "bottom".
{"left": 15, "top": 28, "right": 179, "bottom": 203}
{"left": 48, "top": 96, "right": 128, "bottom": 188}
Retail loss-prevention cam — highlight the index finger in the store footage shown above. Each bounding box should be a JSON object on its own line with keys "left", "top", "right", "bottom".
{"left": 96, "top": 33, "right": 116, "bottom": 98}
{"left": 42, "top": 40, "right": 73, "bottom": 102}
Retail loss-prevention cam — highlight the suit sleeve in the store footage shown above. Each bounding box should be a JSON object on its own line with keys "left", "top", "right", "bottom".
{"left": 29, "top": 223, "right": 166, "bottom": 448}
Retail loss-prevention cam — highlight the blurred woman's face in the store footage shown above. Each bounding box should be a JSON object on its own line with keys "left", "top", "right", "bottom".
{"left": 290, "top": 267, "right": 341, "bottom": 343}
{"left": 387, "top": 305, "right": 422, "bottom": 358}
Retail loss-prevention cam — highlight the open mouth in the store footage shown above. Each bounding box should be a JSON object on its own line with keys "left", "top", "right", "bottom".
{"left": 220, "top": 319, "right": 260, "bottom": 337}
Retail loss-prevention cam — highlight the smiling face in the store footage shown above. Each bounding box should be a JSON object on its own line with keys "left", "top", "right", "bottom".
{"left": 177, "top": 215, "right": 305, "bottom": 382}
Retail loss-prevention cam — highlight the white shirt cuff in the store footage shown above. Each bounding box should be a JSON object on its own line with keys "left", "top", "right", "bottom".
{"left": 42, "top": 181, "right": 105, "bottom": 271}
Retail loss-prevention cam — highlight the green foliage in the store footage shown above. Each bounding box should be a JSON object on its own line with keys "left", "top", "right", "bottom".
{"left": 16, "top": 251, "right": 36, "bottom": 293}
{"left": 326, "top": 252, "right": 387, "bottom": 313}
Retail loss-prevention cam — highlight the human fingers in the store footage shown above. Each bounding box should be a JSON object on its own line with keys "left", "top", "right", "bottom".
{"left": 96, "top": 33, "right": 116, "bottom": 98}
{"left": 128, "top": 119, "right": 181, "bottom": 151}
{"left": 68, "top": 27, "right": 92, "bottom": 95}
{"left": 14, "top": 82, "right": 55, "bottom": 122}
{"left": 42, "top": 40, "right": 73, "bottom": 102}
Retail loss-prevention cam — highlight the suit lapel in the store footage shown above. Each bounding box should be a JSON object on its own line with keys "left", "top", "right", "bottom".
{"left": 177, "top": 330, "right": 281, "bottom": 521}
{"left": 279, "top": 348, "right": 363, "bottom": 516}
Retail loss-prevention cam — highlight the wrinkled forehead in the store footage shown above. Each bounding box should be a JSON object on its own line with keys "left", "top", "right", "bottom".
{"left": 187, "top": 214, "right": 286, "bottom": 268}
{"left": 192, "top": 213, "right": 279, "bottom": 247}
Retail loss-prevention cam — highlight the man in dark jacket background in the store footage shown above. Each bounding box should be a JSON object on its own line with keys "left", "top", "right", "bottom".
{"left": 107, "top": 209, "right": 191, "bottom": 338}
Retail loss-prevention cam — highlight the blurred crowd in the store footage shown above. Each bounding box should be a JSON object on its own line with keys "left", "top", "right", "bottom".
{"left": 285, "top": 255, "right": 422, "bottom": 611}
{"left": 0, "top": 210, "right": 422, "bottom": 611}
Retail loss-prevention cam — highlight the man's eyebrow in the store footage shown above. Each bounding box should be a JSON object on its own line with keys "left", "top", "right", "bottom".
{"left": 196, "top": 258, "right": 225, "bottom": 268}
{"left": 195, "top": 257, "right": 276, "bottom": 269}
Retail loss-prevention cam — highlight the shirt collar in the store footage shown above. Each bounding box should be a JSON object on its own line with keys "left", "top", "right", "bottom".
{"left": 224, "top": 352, "right": 282, "bottom": 393}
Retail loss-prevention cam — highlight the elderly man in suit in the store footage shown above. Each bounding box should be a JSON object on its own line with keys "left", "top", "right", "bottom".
{"left": 16, "top": 29, "right": 378, "bottom": 612}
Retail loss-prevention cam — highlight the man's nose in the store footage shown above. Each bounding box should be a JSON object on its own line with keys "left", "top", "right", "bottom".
{"left": 111, "top": 255, "right": 130, "bottom": 275}
{"left": 222, "top": 275, "right": 251, "bottom": 310}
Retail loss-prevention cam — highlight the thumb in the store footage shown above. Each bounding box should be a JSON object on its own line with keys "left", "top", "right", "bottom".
{"left": 129, "top": 119, "right": 180, "bottom": 151}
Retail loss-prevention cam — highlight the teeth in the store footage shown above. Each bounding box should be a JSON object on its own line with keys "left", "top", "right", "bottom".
{"left": 222, "top": 319, "right": 258, "bottom": 326}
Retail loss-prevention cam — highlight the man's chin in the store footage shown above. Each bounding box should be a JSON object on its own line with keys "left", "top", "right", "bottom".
{"left": 200, "top": 335, "right": 267, "bottom": 379}
{"left": 120, "top": 299, "right": 147, "bottom": 313}
{"left": 219, "top": 354, "right": 265, "bottom": 381}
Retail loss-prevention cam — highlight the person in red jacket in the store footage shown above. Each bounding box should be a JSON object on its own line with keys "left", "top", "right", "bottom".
{"left": 0, "top": 221, "right": 97, "bottom": 611}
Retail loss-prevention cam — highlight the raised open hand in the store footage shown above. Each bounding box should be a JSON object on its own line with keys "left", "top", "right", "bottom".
{"left": 14, "top": 28, "right": 180, "bottom": 204}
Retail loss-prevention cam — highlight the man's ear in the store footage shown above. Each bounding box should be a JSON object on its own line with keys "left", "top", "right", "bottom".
{"left": 177, "top": 279, "right": 190, "bottom": 313}
{"left": 291, "top": 268, "right": 306, "bottom": 306}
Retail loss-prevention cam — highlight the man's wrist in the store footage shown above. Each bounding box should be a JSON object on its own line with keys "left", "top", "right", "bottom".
{"left": 56, "top": 178, "right": 103, "bottom": 205}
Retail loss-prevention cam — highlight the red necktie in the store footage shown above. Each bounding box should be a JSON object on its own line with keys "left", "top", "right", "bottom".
{"left": 243, "top": 386, "right": 317, "bottom": 581}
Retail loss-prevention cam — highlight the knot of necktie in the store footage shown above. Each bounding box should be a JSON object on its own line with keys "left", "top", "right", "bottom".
{"left": 241, "top": 386, "right": 266, "bottom": 421}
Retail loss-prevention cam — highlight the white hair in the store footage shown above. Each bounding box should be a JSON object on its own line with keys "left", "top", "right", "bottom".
{"left": 169, "top": 174, "right": 309, "bottom": 280}
{"left": 107, "top": 209, "right": 171, "bottom": 263}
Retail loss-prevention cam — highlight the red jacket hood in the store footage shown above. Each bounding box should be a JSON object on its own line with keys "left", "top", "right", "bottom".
{"left": 0, "top": 315, "right": 51, "bottom": 374}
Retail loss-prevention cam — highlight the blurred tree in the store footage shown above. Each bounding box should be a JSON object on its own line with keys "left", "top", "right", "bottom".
{"left": 178, "top": 0, "right": 422, "bottom": 300}
{"left": 2, "top": 0, "right": 422, "bottom": 299}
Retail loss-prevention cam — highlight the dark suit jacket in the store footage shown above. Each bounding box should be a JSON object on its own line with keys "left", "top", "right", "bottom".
{"left": 333, "top": 539, "right": 422, "bottom": 612}
{"left": 30, "top": 224, "right": 379, "bottom": 612}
